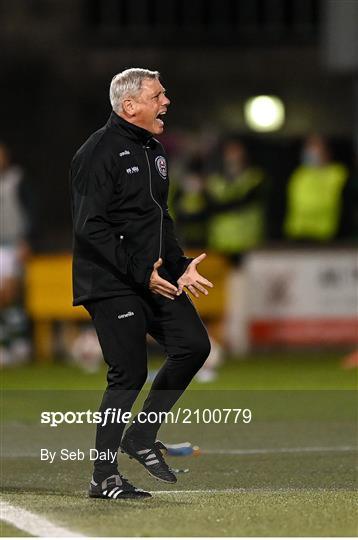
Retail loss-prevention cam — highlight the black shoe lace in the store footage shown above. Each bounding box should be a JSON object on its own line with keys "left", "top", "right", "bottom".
{"left": 152, "top": 443, "right": 174, "bottom": 473}
{"left": 118, "top": 473, "right": 135, "bottom": 490}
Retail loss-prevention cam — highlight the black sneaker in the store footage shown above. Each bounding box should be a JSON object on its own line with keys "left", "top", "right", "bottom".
{"left": 88, "top": 474, "right": 151, "bottom": 499}
{"left": 121, "top": 437, "right": 177, "bottom": 484}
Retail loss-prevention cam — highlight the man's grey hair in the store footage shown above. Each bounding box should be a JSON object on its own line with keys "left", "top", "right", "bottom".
{"left": 109, "top": 68, "right": 160, "bottom": 113}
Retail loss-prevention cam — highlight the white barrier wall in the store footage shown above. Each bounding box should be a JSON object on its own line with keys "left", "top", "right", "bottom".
{"left": 245, "top": 249, "right": 358, "bottom": 346}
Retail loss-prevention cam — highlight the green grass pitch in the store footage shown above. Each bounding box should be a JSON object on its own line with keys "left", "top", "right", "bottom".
{"left": 1, "top": 352, "right": 357, "bottom": 536}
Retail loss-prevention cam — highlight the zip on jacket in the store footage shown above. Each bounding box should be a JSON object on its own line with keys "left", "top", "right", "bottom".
{"left": 144, "top": 144, "right": 163, "bottom": 260}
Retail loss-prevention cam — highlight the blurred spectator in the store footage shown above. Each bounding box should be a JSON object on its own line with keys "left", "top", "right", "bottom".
{"left": 206, "top": 138, "right": 267, "bottom": 354}
{"left": 206, "top": 138, "right": 266, "bottom": 259}
{"left": 284, "top": 134, "right": 349, "bottom": 242}
{"left": 0, "top": 142, "right": 36, "bottom": 365}
{"left": 171, "top": 154, "right": 209, "bottom": 248}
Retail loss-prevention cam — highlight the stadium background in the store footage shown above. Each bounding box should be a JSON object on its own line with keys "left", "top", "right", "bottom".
{"left": 1, "top": 0, "right": 357, "bottom": 537}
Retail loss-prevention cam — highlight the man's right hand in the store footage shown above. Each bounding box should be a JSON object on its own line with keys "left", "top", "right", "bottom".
{"left": 149, "top": 258, "right": 179, "bottom": 300}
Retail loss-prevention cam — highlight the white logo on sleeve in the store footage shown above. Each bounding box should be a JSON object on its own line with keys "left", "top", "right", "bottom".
{"left": 119, "top": 150, "right": 130, "bottom": 157}
{"left": 117, "top": 311, "right": 134, "bottom": 319}
{"left": 126, "top": 166, "right": 139, "bottom": 175}
{"left": 155, "top": 155, "right": 167, "bottom": 179}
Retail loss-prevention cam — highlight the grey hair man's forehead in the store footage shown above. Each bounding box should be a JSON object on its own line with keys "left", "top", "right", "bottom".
{"left": 109, "top": 68, "right": 160, "bottom": 112}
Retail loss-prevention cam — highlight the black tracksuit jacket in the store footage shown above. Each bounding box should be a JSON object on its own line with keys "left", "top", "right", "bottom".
{"left": 70, "top": 111, "right": 192, "bottom": 306}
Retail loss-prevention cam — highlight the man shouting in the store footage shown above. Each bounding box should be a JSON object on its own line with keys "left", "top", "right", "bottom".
{"left": 70, "top": 68, "right": 213, "bottom": 499}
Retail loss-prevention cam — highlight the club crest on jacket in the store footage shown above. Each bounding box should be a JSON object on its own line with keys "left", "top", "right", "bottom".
{"left": 155, "top": 156, "right": 167, "bottom": 179}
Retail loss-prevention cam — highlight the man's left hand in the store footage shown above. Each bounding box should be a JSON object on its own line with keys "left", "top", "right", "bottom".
{"left": 177, "top": 253, "right": 214, "bottom": 298}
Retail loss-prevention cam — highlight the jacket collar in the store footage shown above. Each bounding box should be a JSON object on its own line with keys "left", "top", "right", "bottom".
{"left": 106, "top": 111, "right": 154, "bottom": 146}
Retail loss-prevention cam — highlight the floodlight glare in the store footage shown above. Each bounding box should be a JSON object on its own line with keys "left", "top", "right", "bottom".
{"left": 244, "top": 95, "right": 285, "bottom": 132}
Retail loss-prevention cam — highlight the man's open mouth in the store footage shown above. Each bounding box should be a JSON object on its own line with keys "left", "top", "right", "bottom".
{"left": 156, "top": 111, "right": 166, "bottom": 126}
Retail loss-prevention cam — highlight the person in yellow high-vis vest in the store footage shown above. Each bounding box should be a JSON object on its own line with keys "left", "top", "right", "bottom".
{"left": 206, "top": 138, "right": 267, "bottom": 354}
{"left": 207, "top": 138, "right": 266, "bottom": 258}
{"left": 284, "top": 135, "right": 349, "bottom": 241}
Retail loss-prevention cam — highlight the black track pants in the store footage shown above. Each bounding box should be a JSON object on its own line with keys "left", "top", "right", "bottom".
{"left": 84, "top": 291, "right": 211, "bottom": 481}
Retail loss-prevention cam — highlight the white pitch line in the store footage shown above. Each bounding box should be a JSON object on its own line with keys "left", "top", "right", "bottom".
{"left": 152, "top": 487, "right": 353, "bottom": 495}
{"left": 0, "top": 499, "right": 85, "bottom": 538}
{"left": 203, "top": 445, "right": 357, "bottom": 455}
{"left": 153, "top": 489, "right": 243, "bottom": 494}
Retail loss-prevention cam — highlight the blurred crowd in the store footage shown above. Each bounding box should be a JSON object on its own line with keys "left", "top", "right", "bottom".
{"left": 0, "top": 142, "right": 37, "bottom": 365}
{"left": 1, "top": 134, "right": 357, "bottom": 368}
{"left": 166, "top": 133, "right": 357, "bottom": 256}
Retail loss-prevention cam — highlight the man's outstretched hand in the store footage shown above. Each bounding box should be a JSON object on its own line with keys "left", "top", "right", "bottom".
{"left": 149, "top": 258, "right": 179, "bottom": 300}
{"left": 177, "top": 253, "right": 214, "bottom": 298}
